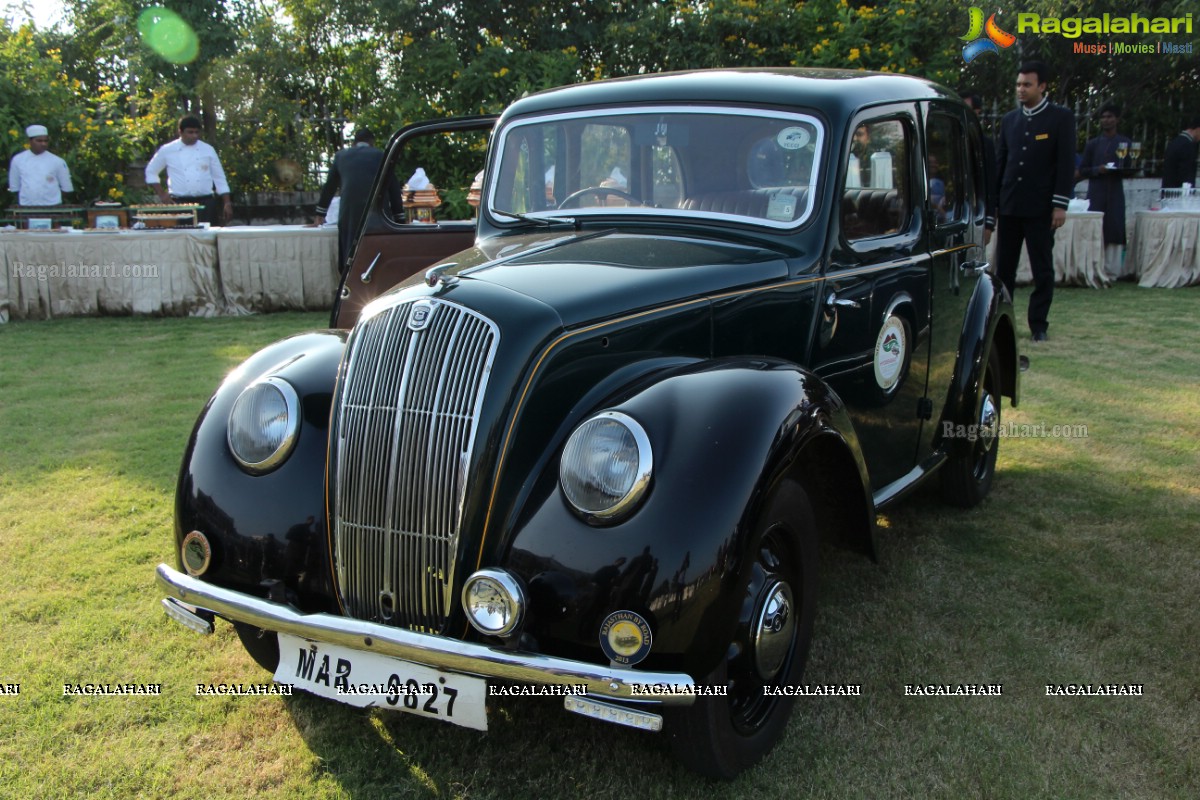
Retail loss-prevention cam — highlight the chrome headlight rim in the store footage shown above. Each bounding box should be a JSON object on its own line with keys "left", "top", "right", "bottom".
{"left": 559, "top": 410, "right": 653, "bottom": 523}
{"left": 461, "top": 569, "right": 526, "bottom": 638}
{"left": 226, "top": 376, "right": 302, "bottom": 474}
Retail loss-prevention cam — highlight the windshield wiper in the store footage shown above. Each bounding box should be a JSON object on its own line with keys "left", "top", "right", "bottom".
{"left": 492, "top": 208, "right": 577, "bottom": 228}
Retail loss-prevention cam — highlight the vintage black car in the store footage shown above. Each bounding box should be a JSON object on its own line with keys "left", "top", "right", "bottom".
{"left": 158, "top": 68, "right": 1019, "bottom": 778}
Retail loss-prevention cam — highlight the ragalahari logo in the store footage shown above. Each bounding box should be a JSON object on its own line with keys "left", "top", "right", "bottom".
{"left": 960, "top": 7, "right": 1017, "bottom": 63}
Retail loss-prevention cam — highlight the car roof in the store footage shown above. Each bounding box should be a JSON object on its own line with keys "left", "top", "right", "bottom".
{"left": 500, "top": 68, "right": 960, "bottom": 123}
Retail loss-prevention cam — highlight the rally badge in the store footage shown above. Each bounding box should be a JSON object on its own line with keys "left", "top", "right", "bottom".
{"left": 599, "top": 610, "right": 653, "bottom": 666}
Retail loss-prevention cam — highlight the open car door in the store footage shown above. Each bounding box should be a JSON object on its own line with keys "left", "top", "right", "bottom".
{"left": 331, "top": 115, "right": 497, "bottom": 328}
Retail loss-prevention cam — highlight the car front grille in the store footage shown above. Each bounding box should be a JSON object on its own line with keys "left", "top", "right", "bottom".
{"left": 332, "top": 298, "right": 499, "bottom": 631}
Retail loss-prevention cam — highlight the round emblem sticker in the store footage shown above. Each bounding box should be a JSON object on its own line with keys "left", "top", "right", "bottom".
{"left": 181, "top": 530, "right": 212, "bottom": 576}
{"left": 873, "top": 316, "right": 908, "bottom": 391}
{"left": 599, "top": 610, "right": 653, "bottom": 666}
{"left": 776, "top": 126, "right": 812, "bottom": 150}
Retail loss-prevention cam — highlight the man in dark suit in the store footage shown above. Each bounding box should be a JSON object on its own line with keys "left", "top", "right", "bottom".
{"left": 995, "top": 61, "right": 1075, "bottom": 343}
{"left": 316, "top": 129, "right": 400, "bottom": 271}
{"left": 1161, "top": 116, "right": 1200, "bottom": 189}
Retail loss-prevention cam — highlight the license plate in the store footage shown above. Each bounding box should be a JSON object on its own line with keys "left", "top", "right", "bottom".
{"left": 274, "top": 633, "right": 488, "bottom": 731}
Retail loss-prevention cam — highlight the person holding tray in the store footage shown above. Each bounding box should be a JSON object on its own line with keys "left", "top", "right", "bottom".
{"left": 1077, "top": 103, "right": 1133, "bottom": 279}
{"left": 145, "top": 115, "right": 233, "bottom": 225}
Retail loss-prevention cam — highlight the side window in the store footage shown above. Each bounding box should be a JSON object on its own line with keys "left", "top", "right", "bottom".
{"left": 841, "top": 118, "right": 911, "bottom": 240}
{"left": 927, "top": 113, "right": 967, "bottom": 225}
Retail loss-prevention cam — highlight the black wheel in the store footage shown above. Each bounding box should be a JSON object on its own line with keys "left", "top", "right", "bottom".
{"left": 233, "top": 622, "right": 280, "bottom": 673}
{"left": 941, "top": 345, "right": 1002, "bottom": 507}
{"left": 557, "top": 187, "right": 643, "bottom": 208}
{"left": 667, "top": 479, "right": 818, "bottom": 779}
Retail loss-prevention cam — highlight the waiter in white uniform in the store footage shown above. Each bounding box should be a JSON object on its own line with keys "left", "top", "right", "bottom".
{"left": 8, "top": 124, "right": 74, "bottom": 206}
{"left": 145, "top": 115, "right": 233, "bottom": 225}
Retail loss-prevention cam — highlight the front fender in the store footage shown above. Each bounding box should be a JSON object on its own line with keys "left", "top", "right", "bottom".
{"left": 504, "top": 358, "right": 872, "bottom": 678}
{"left": 173, "top": 330, "right": 347, "bottom": 611}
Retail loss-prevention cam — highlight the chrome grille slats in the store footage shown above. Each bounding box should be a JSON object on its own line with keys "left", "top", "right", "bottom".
{"left": 333, "top": 299, "right": 499, "bottom": 631}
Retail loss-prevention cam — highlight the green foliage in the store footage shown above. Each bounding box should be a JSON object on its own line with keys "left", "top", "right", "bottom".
{"left": 6, "top": 0, "right": 1199, "bottom": 206}
{"left": 1, "top": 20, "right": 155, "bottom": 203}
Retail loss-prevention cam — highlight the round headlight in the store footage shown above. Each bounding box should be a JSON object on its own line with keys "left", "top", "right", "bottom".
{"left": 559, "top": 411, "right": 652, "bottom": 521}
{"left": 462, "top": 569, "right": 525, "bottom": 637}
{"left": 227, "top": 376, "right": 301, "bottom": 474}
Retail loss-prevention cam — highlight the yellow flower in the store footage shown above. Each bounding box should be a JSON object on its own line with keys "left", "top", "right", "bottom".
{"left": 7, "top": 129, "right": 17, "bottom": 138}
{"left": 849, "top": 48, "right": 860, "bottom": 61}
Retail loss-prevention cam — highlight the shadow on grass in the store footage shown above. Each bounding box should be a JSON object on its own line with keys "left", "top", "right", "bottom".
{"left": 276, "top": 689, "right": 717, "bottom": 799}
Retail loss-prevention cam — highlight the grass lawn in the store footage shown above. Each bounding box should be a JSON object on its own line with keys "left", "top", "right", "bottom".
{"left": 0, "top": 283, "right": 1196, "bottom": 799}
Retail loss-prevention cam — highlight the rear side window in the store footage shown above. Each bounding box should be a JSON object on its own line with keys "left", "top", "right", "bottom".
{"left": 926, "top": 113, "right": 967, "bottom": 226}
{"left": 841, "top": 118, "right": 911, "bottom": 240}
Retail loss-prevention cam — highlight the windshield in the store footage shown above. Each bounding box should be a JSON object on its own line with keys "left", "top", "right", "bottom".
{"left": 487, "top": 106, "right": 824, "bottom": 229}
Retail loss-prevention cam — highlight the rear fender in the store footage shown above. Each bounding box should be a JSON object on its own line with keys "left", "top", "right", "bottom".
{"left": 939, "top": 273, "right": 1019, "bottom": 457}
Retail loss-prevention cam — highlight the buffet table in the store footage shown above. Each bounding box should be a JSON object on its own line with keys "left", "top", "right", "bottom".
{"left": 1128, "top": 211, "right": 1200, "bottom": 289}
{"left": 0, "top": 225, "right": 338, "bottom": 322}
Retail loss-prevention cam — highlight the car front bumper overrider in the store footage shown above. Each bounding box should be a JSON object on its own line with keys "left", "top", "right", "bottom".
{"left": 156, "top": 564, "right": 696, "bottom": 706}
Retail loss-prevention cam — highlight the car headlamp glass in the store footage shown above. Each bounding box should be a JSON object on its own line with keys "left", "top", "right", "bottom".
{"left": 227, "top": 376, "right": 301, "bottom": 473}
{"left": 559, "top": 411, "right": 652, "bottom": 521}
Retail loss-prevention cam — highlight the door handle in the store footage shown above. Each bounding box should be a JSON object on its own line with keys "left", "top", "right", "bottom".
{"left": 360, "top": 253, "right": 381, "bottom": 284}
{"left": 961, "top": 260, "right": 990, "bottom": 276}
{"left": 825, "top": 292, "right": 861, "bottom": 310}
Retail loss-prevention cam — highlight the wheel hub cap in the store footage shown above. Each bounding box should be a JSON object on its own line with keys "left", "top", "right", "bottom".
{"left": 753, "top": 580, "right": 794, "bottom": 680}
{"left": 978, "top": 392, "right": 998, "bottom": 453}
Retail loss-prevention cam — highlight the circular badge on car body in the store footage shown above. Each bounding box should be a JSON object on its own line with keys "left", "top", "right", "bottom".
{"left": 873, "top": 315, "right": 908, "bottom": 391}
{"left": 181, "top": 530, "right": 212, "bottom": 576}
{"left": 599, "top": 610, "right": 653, "bottom": 665}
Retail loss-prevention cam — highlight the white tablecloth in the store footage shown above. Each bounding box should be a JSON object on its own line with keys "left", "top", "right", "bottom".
{"left": 215, "top": 226, "right": 338, "bottom": 313}
{"left": 1129, "top": 211, "right": 1200, "bottom": 288}
{"left": 990, "top": 211, "right": 1108, "bottom": 289}
{"left": 0, "top": 225, "right": 339, "bottom": 321}
{"left": 1, "top": 228, "right": 223, "bottom": 320}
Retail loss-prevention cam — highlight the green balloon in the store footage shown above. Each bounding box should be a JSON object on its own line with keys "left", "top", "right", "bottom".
{"left": 137, "top": 7, "right": 200, "bottom": 64}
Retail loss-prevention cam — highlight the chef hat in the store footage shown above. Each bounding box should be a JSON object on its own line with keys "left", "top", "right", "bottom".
{"left": 26, "top": 124, "right": 48, "bottom": 138}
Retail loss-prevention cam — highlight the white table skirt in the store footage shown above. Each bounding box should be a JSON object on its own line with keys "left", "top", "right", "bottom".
{"left": 0, "top": 225, "right": 339, "bottom": 321}
{"left": 1129, "top": 211, "right": 1200, "bottom": 289}
{"left": 215, "top": 226, "right": 339, "bottom": 313}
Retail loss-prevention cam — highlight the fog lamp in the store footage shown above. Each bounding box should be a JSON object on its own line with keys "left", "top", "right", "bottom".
{"left": 462, "top": 569, "right": 525, "bottom": 637}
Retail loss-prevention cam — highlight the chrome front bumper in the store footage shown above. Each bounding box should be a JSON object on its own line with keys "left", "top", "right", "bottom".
{"left": 156, "top": 564, "right": 696, "bottom": 706}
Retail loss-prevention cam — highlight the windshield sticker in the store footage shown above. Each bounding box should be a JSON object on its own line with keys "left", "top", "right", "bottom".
{"left": 767, "top": 193, "right": 799, "bottom": 221}
{"left": 777, "top": 127, "right": 812, "bottom": 150}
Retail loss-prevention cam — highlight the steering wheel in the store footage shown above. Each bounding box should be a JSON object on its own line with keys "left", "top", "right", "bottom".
{"left": 557, "top": 187, "right": 644, "bottom": 209}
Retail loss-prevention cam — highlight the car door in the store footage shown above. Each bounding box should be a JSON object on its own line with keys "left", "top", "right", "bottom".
{"left": 812, "top": 108, "right": 932, "bottom": 492}
{"left": 331, "top": 116, "right": 497, "bottom": 329}
{"left": 921, "top": 101, "right": 988, "bottom": 464}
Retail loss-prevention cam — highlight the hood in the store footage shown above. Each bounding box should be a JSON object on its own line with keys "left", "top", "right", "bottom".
{"left": 446, "top": 230, "right": 789, "bottom": 329}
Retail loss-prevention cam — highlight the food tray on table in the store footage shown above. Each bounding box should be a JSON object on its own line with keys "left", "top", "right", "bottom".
{"left": 128, "top": 203, "right": 202, "bottom": 227}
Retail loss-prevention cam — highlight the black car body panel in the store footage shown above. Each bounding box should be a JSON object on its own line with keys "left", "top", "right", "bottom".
{"left": 160, "top": 68, "right": 1019, "bottom": 777}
